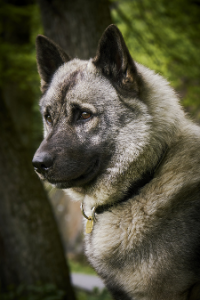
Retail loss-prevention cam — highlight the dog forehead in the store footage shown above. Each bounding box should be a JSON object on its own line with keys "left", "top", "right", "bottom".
{"left": 66, "top": 64, "right": 117, "bottom": 106}
{"left": 67, "top": 77, "right": 116, "bottom": 104}
{"left": 50, "top": 59, "right": 87, "bottom": 96}
{"left": 40, "top": 59, "right": 117, "bottom": 109}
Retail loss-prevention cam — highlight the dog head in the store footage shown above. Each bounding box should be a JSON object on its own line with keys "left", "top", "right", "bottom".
{"left": 33, "top": 25, "right": 183, "bottom": 204}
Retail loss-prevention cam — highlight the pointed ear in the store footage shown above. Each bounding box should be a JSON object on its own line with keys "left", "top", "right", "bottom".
{"left": 93, "top": 25, "right": 139, "bottom": 93}
{"left": 36, "top": 35, "right": 70, "bottom": 93}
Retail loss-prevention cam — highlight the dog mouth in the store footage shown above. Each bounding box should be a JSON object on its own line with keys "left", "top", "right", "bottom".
{"left": 47, "top": 159, "right": 100, "bottom": 188}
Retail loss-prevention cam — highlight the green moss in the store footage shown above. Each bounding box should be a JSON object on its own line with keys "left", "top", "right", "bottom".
{"left": 111, "top": 0, "right": 200, "bottom": 121}
{"left": 68, "top": 258, "right": 97, "bottom": 275}
{"left": 75, "top": 288, "right": 113, "bottom": 300}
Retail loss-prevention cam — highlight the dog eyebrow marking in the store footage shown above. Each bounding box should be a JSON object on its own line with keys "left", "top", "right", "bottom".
{"left": 59, "top": 70, "right": 80, "bottom": 105}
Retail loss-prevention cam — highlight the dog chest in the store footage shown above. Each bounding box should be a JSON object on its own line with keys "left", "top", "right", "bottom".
{"left": 84, "top": 206, "right": 154, "bottom": 298}
{"left": 84, "top": 199, "right": 200, "bottom": 300}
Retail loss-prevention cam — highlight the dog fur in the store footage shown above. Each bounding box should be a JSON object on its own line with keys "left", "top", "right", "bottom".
{"left": 33, "top": 25, "right": 200, "bottom": 300}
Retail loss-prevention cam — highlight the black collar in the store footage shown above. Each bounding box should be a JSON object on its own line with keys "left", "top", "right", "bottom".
{"left": 95, "top": 147, "right": 168, "bottom": 215}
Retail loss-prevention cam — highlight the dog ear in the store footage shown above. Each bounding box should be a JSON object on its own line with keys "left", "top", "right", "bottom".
{"left": 36, "top": 35, "right": 70, "bottom": 93}
{"left": 93, "top": 25, "right": 139, "bottom": 93}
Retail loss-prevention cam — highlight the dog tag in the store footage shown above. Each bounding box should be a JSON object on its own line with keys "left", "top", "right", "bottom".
{"left": 86, "top": 217, "right": 94, "bottom": 234}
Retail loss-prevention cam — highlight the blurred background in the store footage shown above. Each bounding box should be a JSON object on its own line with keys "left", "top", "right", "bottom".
{"left": 0, "top": 0, "right": 200, "bottom": 299}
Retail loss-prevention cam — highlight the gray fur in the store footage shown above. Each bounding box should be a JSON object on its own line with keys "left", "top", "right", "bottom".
{"left": 33, "top": 25, "right": 200, "bottom": 300}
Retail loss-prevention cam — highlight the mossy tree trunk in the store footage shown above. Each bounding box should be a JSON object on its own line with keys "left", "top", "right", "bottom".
{"left": 1, "top": 0, "right": 41, "bottom": 156}
{"left": 0, "top": 1, "right": 76, "bottom": 298}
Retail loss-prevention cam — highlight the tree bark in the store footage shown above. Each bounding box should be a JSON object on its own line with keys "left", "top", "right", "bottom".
{"left": 0, "top": 94, "right": 76, "bottom": 299}
{"left": 39, "top": 0, "right": 112, "bottom": 59}
{"left": 0, "top": 1, "right": 76, "bottom": 298}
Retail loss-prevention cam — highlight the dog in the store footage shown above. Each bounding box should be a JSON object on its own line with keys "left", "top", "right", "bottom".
{"left": 32, "top": 25, "right": 200, "bottom": 300}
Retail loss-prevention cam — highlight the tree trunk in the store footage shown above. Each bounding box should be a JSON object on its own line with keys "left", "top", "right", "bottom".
{"left": 39, "top": 0, "right": 112, "bottom": 59}
{"left": 0, "top": 1, "right": 76, "bottom": 298}
{"left": 0, "top": 94, "right": 76, "bottom": 299}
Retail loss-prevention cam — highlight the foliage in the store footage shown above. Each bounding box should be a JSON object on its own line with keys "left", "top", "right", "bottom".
{"left": 76, "top": 288, "right": 113, "bottom": 300}
{"left": 111, "top": 0, "right": 200, "bottom": 120}
{"left": 0, "top": 283, "right": 65, "bottom": 300}
{"left": 0, "top": 284, "right": 113, "bottom": 300}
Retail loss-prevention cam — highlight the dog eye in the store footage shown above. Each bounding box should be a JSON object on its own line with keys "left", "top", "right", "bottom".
{"left": 45, "top": 114, "right": 53, "bottom": 125}
{"left": 80, "top": 112, "right": 91, "bottom": 120}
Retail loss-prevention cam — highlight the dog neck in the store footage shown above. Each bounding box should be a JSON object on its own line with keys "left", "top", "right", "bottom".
{"left": 94, "top": 146, "right": 168, "bottom": 215}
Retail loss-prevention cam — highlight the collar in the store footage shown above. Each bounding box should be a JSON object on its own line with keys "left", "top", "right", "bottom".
{"left": 81, "top": 146, "right": 168, "bottom": 222}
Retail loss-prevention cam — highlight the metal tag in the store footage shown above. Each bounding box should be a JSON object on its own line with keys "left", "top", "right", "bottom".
{"left": 86, "top": 217, "right": 94, "bottom": 234}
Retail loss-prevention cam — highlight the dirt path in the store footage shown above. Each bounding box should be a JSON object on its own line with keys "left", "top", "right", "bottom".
{"left": 71, "top": 273, "right": 105, "bottom": 291}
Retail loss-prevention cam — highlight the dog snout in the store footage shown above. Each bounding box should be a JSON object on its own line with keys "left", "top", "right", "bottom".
{"left": 32, "top": 152, "right": 53, "bottom": 174}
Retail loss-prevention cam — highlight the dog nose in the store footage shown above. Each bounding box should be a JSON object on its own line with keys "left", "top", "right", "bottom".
{"left": 32, "top": 152, "right": 53, "bottom": 174}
